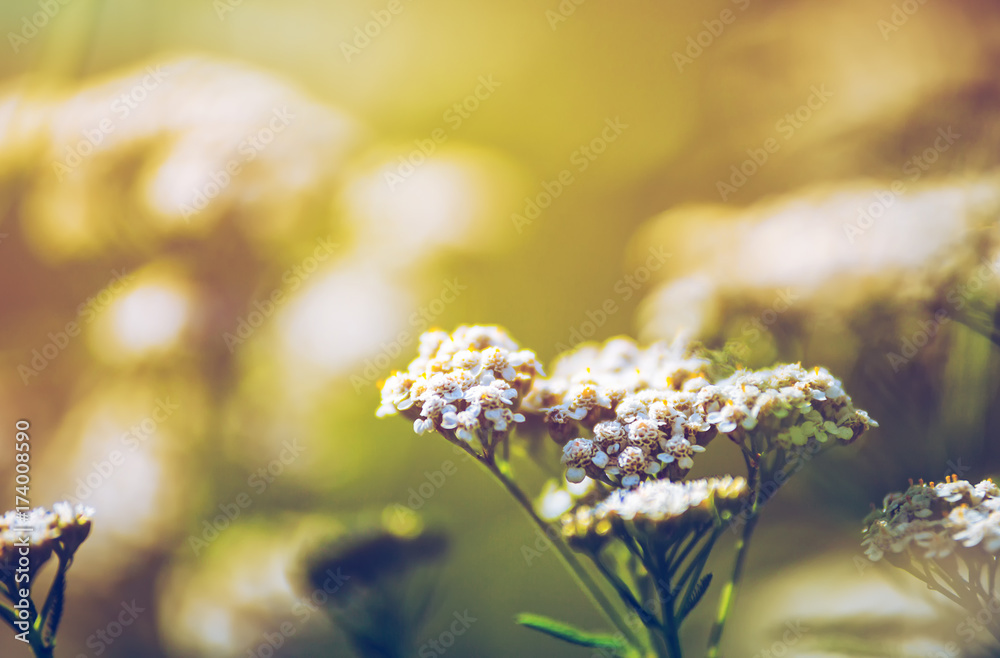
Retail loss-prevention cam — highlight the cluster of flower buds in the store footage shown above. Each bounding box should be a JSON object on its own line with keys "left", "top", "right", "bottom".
{"left": 863, "top": 476, "right": 1000, "bottom": 563}
{"left": 560, "top": 476, "right": 749, "bottom": 549}
{"left": 521, "top": 338, "right": 877, "bottom": 487}
{"left": 699, "top": 364, "right": 878, "bottom": 458}
{"left": 376, "top": 326, "right": 544, "bottom": 453}
{"left": 1, "top": 503, "right": 94, "bottom": 585}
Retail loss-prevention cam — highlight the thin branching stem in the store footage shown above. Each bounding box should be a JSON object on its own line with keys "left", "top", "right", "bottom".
{"left": 706, "top": 451, "right": 762, "bottom": 658}
{"left": 478, "top": 457, "right": 647, "bottom": 653}
{"left": 676, "top": 528, "right": 721, "bottom": 623}
{"left": 667, "top": 528, "right": 703, "bottom": 575}
{"left": 989, "top": 559, "right": 998, "bottom": 601}
{"left": 649, "top": 548, "right": 684, "bottom": 658}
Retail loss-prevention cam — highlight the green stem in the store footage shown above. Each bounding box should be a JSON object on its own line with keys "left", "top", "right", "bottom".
{"left": 13, "top": 597, "right": 54, "bottom": 658}
{"left": 589, "top": 554, "right": 648, "bottom": 624}
{"left": 658, "top": 590, "right": 683, "bottom": 658}
{"left": 667, "top": 528, "right": 701, "bottom": 575}
{"left": 589, "top": 552, "right": 668, "bottom": 656}
{"left": 650, "top": 549, "right": 683, "bottom": 658}
{"left": 989, "top": 559, "right": 998, "bottom": 601}
{"left": 705, "top": 445, "right": 768, "bottom": 658}
{"left": 482, "top": 461, "right": 647, "bottom": 653}
{"left": 0, "top": 601, "right": 18, "bottom": 629}
{"left": 39, "top": 554, "right": 70, "bottom": 641}
{"left": 705, "top": 510, "right": 759, "bottom": 658}
{"left": 670, "top": 528, "right": 711, "bottom": 598}
{"left": 899, "top": 562, "right": 966, "bottom": 608}
{"left": 0, "top": 594, "right": 50, "bottom": 655}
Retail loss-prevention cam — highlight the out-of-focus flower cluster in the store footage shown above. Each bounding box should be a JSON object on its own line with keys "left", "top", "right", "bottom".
{"left": 2, "top": 57, "right": 359, "bottom": 257}
{"left": 863, "top": 476, "right": 1000, "bottom": 563}
{"left": 376, "top": 326, "right": 544, "bottom": 454}
{"left": 635, "top": 176, "right": 1000, "bottom": 352}
{"left": 560, "top": 476, "right": 748, "bottom": 549}
{"left": 0, "top": 503, "right": 94, "bottom": 583}
{"left": 519, "top": 338, "right": 877, "bottom": 487}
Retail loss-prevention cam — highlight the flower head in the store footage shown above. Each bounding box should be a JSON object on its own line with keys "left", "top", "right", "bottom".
{"left": 561, "top": 477, "right": 749, "bottom": 548}
{"left": 522, "top": 338, "right": 875, "bottom": 487}
{"left": 377, "top": 326, "right": 539, "bottom": 453}
{"left": 862, "top": 476, "right": 1000, "bottom": 564}
{"left": 1, "top": 503, "right": 94, "bottom": 585}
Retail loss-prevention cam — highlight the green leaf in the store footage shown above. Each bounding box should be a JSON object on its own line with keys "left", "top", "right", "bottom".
{"left": 516, "top": 613, "right": 626, "bottom": 652}
{"left": 678, "top": 573, "right": 712, "bottom": 621}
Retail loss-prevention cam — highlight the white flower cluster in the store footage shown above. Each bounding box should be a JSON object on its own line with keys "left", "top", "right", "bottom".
{"left": 1, "top": 503, "right": 94, "bottom": 580}
{"left": 561, "top": 476, "right": 749, "bottom": 546}
{"left": 522, "top": 338, "right": 877, "bottom": 487}
{"left": 376, "top": 326, "right": 544, "bottom": 444}
{"left": 703, "top": 363, "right": 878, "bottom": 450}
{"left": 521, "top": 337, "right": 711, "bottom": 417}
{"left": 863, "top": 477, "right": 1000, "bottom": 562}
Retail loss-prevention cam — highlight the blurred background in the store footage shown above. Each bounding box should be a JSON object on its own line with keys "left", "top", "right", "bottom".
{"left": 2, "top": 0, "right": 1000, "bottom": 656}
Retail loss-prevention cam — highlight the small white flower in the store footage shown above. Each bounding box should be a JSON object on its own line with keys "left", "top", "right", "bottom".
{"left": 562, "top": 438, "right": 596, "bottom": 467}
{"left": 481, "top": 346, "right": 517, "bottom": 381}
{"left": 657, "top": 437, "right": 705, "bottom": 470}
{"left": 428, "top": 372, "right": 465, "bottom": 401}
{"left": 617, "top": 447, "right": 647, "bottom": 486}
{"left": 616, "top": 397, "right": 648, "bottom": 423}
{"left": 627, "top": 418, "right": 662, "bottom": 454}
